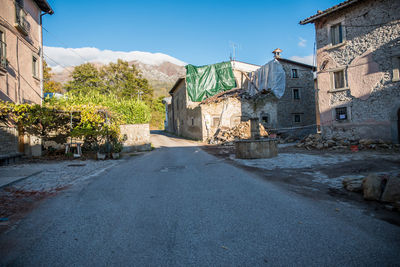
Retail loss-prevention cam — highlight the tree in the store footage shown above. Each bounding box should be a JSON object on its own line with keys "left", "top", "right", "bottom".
{"left": 100, "top": 59, "right": 153, "bottom": 101}
{"left": 65, "top": 63, "right": 105, "bottom": 94}
{"left": 43, "top": 60, "right": 63, "bottom": 93}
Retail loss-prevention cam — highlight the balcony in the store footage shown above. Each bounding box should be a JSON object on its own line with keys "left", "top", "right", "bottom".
{"left": 0, "top": 40, "right": 6, "bottom": 74}
{"left": 14, "top": 3, "right": 30, "bottom": 36}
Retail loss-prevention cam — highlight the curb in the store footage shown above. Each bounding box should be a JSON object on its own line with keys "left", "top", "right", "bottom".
{"left": 0, "top": 171, "right": 43, "bottom": 189}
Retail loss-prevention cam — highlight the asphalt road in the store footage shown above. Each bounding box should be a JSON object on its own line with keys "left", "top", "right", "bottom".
{"left": 1, "top": 132, "right": 399, "bottom": 266}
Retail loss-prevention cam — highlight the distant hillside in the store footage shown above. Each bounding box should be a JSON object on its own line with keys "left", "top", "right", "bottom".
{"left": 50, "top": 60, "right": 185, "bottom": 97}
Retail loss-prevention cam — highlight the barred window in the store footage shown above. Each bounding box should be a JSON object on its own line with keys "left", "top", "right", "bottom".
{"left": 335, "top": 107, "right": 347, "bottom": 120}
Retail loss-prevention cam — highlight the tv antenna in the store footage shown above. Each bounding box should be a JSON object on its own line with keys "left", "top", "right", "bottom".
{"left": 229, "top": 41, "right": 241, "bottom": 61}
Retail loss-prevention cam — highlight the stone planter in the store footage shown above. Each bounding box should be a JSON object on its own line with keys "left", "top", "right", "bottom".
{"left": 97, "top": 152, "right": 106, "bottom": 160}
{"left": 112, "top": 152, "right": 120, "bottom": 159}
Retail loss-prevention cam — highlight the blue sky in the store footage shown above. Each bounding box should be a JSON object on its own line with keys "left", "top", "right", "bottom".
{"left": 43, "top": 0, "right": 342, "bottom": 67}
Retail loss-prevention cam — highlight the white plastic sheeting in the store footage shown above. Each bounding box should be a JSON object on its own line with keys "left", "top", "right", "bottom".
{"left": 247, "top": 59, "right": 286, "bottom": 98}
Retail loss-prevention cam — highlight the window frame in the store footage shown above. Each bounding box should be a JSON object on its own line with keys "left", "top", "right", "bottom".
{"left": 329, "top": 67, "right": 348, "bottom": 92}
{"left": 327, "top": 19, "right": 346, "bottom": 49}
{"left": 292, "top": 88, "right": 300, "bottom": 100}
{"left": 0, "top": 28, "right": 6, "bottom": 70}
{"left": 293, "top": 114, "right": 301, "bottom": 123}
{"left": 212, "top": 117, "right": 220, "bottom": 127}
{"left": 291, "top": 69, "right": 299, "bottom": 79}
{"left": 335, "top": 106, "right": 348, "bottom": 121}
{"left": 32, "top": 55, "right": 39, "bottom": 79}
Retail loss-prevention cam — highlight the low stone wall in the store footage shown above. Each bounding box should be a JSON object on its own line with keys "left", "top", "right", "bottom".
{"left": 120, "top": 124, "right": 151, "bottom": 152}
{"left": 0, "top": 124, "right": 18, "bottom": 156}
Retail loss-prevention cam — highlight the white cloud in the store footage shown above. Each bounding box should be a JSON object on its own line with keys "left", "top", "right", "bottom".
{"left": 289, "top": 54, "right": 315, "bottom": 66}
{"left": 298, "top": 37, "right": 307, "bottom": 47}
{"left": 43, "top": 46, "right": 187, "bottom": 70}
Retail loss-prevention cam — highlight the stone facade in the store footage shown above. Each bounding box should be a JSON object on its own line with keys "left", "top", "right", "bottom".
{"left": 169, "top": 59, "right": 315, "bottom": 141}
{"left": 277, "top": 58, "right": 316, "bottom": 137}
{"left": 301, "top": 0, "right": 400, "bottom": 142}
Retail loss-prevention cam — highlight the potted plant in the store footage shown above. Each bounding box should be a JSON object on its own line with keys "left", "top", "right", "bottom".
{"left": 97, "top": 144, "right": 107, "bottom": 160}
{"left": 111, "top": 141, "right": 123, "bottom": 159}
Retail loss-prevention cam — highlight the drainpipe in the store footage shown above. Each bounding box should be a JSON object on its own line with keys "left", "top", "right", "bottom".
{"left": 39, "top": 11, "right": 51, "bottom": 105}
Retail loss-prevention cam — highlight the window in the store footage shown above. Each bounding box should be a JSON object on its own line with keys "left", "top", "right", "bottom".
{"left": 331, "top": 23, "right": 343, "bottom": 45}
{"left": 335, "top": 107, "right": 348, "bottom": 121}
{"left": 191, "top": 118, "right": 194, "bottom": 126}
{"left": 293, "top": 88, "right": 300, "bottom": 100}
{"left": 212, "top": 117, "right": 220, "bottom": 127}
{"left": 32, "top": 56, "right": 38, "bottom": 78}
{"left": 0, "top": 30, "right": 6, "bottom": 69}
{"left": 333, "top": 69, "right": 345, "bottom": 89}
{"left": 291, "top": 69, "right": 298, "bottom": 78}
{"left": 294, "top": 114, "right": 301, "bottom": 123}
{"left": 14, "top": 0, "right": 28, "bottom": 35}
{"left": 261, "top": 115, "right": 269, "bottom": 124}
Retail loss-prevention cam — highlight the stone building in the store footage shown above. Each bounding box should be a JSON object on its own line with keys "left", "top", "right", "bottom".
{"left": 274, "top": 54, "right": 316, "bottom": 137}
{"left": 300, "top": 0, "right": 400, "bottom": 143}
{"left": 0, "top": 0, "right": 53, "bottom": 159}
{"left": 168, "top": 55, "right": 316, "bottom": 141}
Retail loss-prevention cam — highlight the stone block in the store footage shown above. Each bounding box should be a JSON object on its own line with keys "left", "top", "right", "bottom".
{"left": 235, "top": 139, "right": 278, "bottom": 159}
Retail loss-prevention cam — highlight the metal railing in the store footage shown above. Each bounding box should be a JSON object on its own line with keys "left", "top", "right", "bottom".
{"left": 0, "top": 40, "right": 6, "bottom": 69}
{"left": 14, "top": 2, "right": 30, "bottom": 35}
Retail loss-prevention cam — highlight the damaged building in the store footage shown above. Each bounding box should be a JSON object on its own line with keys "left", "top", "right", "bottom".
{"left": 300, "top": 0, "right": 400, "bottom": 143}
{"left": 167, "top": 50, "right": 316, "bottom": 142}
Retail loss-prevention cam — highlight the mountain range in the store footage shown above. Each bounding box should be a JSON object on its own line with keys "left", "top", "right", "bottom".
{"left": 46, "top": 47, "right": 186, "bottom": 97}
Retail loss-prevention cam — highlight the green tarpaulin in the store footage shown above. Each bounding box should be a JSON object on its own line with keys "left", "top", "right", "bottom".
{"left": 185, "top": 61, "right": 236, "bottom": 102}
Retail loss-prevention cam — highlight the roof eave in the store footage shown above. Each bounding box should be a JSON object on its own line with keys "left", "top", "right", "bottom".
{"left": 299, "top": 0, "right": 360, "bottom": 25}
{"left": 169, "top": 78, "right": 185, "bottom": 95}
{"left": 277, "top": 58, "right": 316, "bottom": 70}
{"left": 34, "top": 0, "right": 54, "bottom": 14}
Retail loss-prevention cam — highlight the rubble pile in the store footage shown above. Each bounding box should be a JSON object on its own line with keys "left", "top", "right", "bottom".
{"left": 208, "top": 121, "right": 268, "bottom": 145}
{"left": 296, "top": 134, "right": 399, "bottom": 150}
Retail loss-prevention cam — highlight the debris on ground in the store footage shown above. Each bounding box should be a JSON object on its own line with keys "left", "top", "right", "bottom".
{"left": 296, "top": 134, "right": 399, "bottom": 151}
{"left": 342, "top": 176, "right": 364, "bottom": 192}
{"left": 341, "top": 173, "right": 400, "bottom": 212}
{"left": 208, "top": 121, "right": 268, "bottom": 145}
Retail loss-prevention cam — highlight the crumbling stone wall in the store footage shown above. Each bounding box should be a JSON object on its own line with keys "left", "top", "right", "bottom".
{"left": 201, "top": 96, "right": 277, "bottom": 141}
{"left": 314, "top": 0, "right": 400, "bottom": 142}
{"left": 277, "top": 60, "right": 316, "bottom": 137}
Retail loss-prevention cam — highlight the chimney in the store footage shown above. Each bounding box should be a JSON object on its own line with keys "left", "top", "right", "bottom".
{"left": 272, "top": 48, "right": 282, "bottom": 59}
